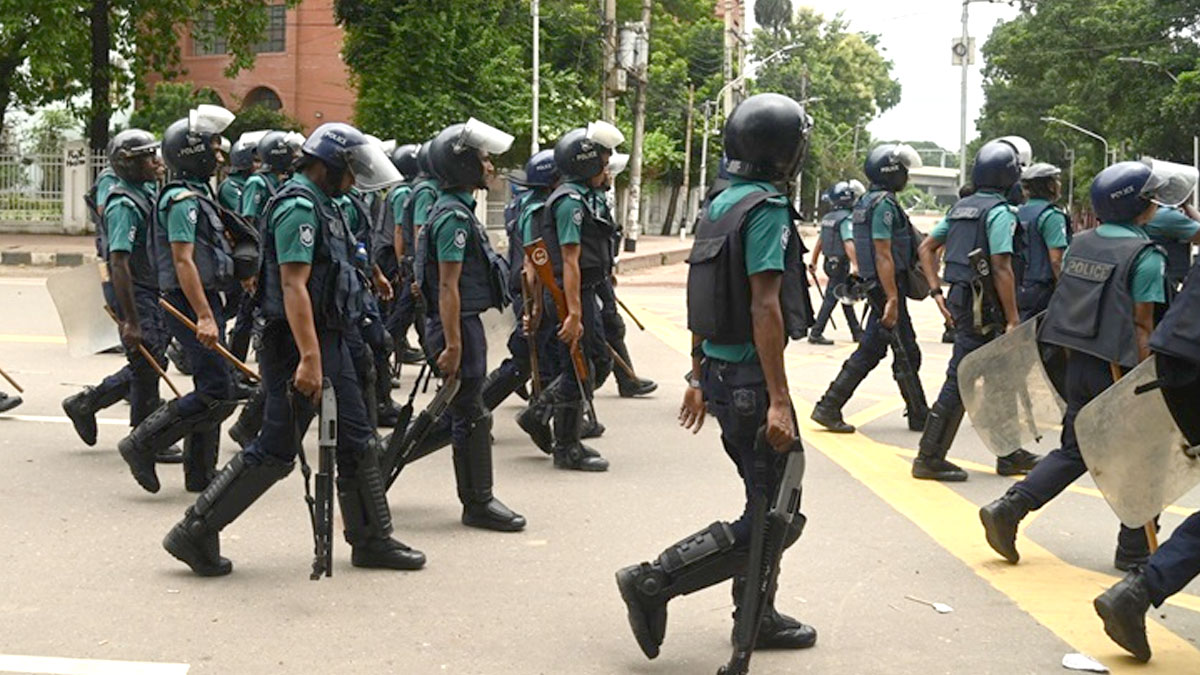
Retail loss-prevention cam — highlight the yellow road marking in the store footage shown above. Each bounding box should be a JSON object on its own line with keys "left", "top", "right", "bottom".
{"left": 635, "top": 299, "right": 1200, "bottom": 671}
{"left": 0, "top": 334, "right": 65, "bottom": 344}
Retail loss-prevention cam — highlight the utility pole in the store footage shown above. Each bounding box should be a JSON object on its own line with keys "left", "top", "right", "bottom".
{"left": 697, "top": 102, "right": 712, "bottom": 203}
{"left": 602, "top": 0, "right": 618, "bottom": 123}
{"left": 722, "top": 0, "right": 735, "bottom": 116}
{"left": 531, "top": 0, "right": 540, "bottom": 153}
{"left": 625, "top": 0, "right": 651, "bottom": 253}
{"left": 958, "top": 0, "right": 969, "bottom": 188}
{"left": 679, "top": 83, "right": 694, "bottom": 239}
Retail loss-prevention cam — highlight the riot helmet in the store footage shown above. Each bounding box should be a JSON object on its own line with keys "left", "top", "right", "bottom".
{"left": 230, "top": 130, "right": 267, "bottom": 173}
{"left": 428, "top": 118, "right": 514, "bottom": 189}
{"left": 300, "top": 122, "right": 402, "bottom": 194}
{"left": 518, "top": 149, "right": 559, "bottom": 188}
{"left": 972, "top": 140, "right": 1022, "bottom": 193}
{"left": 162, "top": 104, "right": 235, "bottom": 179}
{"left": 554, "top": 120, "right": 625, "bottom": 182}
{"left": 258, "top": 130, "right": 298, "bottom": 174}
{"left": 416, "top": 140, "right": 434, "bottom": 177}
{"left": 108, "top": 129, "right": 160, "bottom": 183}
{"left": 1090, "top": 159, "right": 1198, "bottom": 223}
{"left": 828, "top": 179, "right": 865, "bottom": 209}
{"left": 723, "top": 93, "right": 812, "bottom": 182}
{"left": 864, "top": 143, "right": 921, "bottom": 192}
{"left": 391, "top": 144, "right": 420, "bottom": 180}
{"left": 997, "top": 135, "right": 1033, "bottom": 168}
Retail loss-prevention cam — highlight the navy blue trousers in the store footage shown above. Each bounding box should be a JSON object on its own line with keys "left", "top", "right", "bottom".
{"left": 161, "top": 288, "right": 231, "bottom": 417}
{"left": 1145, "top": 510, "right": 1200, "bottom": 606}
{"left": 811, "top": 267, "right": 862, "bottom": 337}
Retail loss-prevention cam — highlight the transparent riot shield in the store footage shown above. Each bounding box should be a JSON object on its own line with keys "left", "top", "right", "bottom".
{"left": 47, "top": 262, "right": 120, "bottom": 357}
{"left": 1075, "top": 358, "right": 1200, "bottom": 528}
{"left": 958, "top": 317, "right": 1066, "bottom": 457}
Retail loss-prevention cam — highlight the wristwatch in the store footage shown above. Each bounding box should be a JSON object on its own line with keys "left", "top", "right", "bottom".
{"left": 928, "top": 287, "right": 943, "bottom": 298}
{"left": 684, "top": 371, "right": 702, "bottom": 389}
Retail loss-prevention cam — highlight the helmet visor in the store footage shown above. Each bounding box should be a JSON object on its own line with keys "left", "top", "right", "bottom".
{"left": 346, "top": 143, "right": 402, "bottom": 191}
{"left": 238, "top": 130, "right": 269, "bottom": 148}
{"left": 587, "top": 120, "right": 625, "bottom": 150}
{"left": 608, "top": 152, "right": 630, "bottom": 176}
{"left": 460, "top": 118, "right": 514, "bottom": 155}
{"left": 893, "top": 144, "right": 923, "bottom": 170}
{"left": 847, "top": 179, "right": 866, "bottom": 197}
{"left": 189, "top": 104, "right": 235, "bottom": 135}
{"left": 381, "top": 139, "right": 397, "bottom": 155}
{"left": 1142, "top": 158, "right": 1198, "bottom": 208}
{"left": 283, "top": 131, "right": 306, "bottom": 150}
{"left": 998, "top": 135, "right": 1034, "bottom": 167}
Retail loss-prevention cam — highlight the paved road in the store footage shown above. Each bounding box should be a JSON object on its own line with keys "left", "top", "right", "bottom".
{"left": 0, "top": 264, "right": 1197, "bottom": 674}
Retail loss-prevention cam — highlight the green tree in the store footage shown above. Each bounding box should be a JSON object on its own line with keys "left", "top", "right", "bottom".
{"left": 754, "top": 0, "right": 792, "bottom": 36}
{"left": 127, "top": 82, "right": 221, "bottom": 137}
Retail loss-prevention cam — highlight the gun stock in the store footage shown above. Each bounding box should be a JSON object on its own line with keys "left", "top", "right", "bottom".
{"left": 312, "top": 379, "right": 336, "bottom": 580}
{"left": 523, "top": 238, "right": 591, "bottom": 388}
{"left": 385, "top": 375, "right": 460, "bottom": 489}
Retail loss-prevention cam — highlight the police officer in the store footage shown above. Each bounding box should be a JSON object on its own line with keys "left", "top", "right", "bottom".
{"left": 412, "top": 119, "right": 525, "bottom": 531}
{"left": 240, "top": 130, "right": 297, "bottom": 225}
{"left": 383, "top": 143, "right": 424, "bottom": 367}
{"left": 163, "top": 122, "right": 425, "bottom": 576}
{"left": 615, "top": 93, "right": 816, "bottom": 661}
{"left": 808, "top": 180, "right": 864, "bottom": 345}
{"left": 528, "top": 122, "right": 627, "bottom": 472}
{"left": 811, "top": 143, "right": 927, "bottom": 434}
{"left": 1015, "top": 162, "right": 1069, "bottom": 319}
{"left": 980, "top": 160, "right": 1176, "bottom": 572}
{"left": 917, "top": 140, "right": 1040, "bottom": 481}
{"left": 63, "top": 130, "right": 174, "bottom": 456}
{"left": 117, "top": 105, "right": 241, "bottom": 494}
{"left": 481, "top": 150, "right": 559, "bottom": 412}
{"left": 1145, "top": 200, "right": 1200, "bottom": 295}
{"left": 1094, "top": 247, "right": 1200, "bottom": 663}
{"left": 218, "top": 131, "right": 263, "bottom": 211}
{"left": 592, "top": 152, "right": 657, "bottom": 398}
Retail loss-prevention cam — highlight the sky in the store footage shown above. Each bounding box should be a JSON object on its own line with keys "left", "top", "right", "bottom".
{"left": 747, "top": 0, "right": 1021, "bottom": 152}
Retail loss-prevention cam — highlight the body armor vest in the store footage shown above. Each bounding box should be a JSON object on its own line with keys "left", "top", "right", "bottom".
{"left": 943, "top": 192, "right": 1008, "bottom": 284}
{"left": 1150, "top": 257, "right": 1200, "bottom": 365}
{"left": 1148, "top": 233, "right": 1192, "bottom": 287}
{"left": 400, "top": 179, "right": 438, "bottom": 243}
{"left": 853, "top": 190, "right": 913, "bottom": 280}
{"left": 1017, "top": 201, "right": 1066, "bottom": 286}
{"left": 819, "top": 209, "right": 851, "bottom": 261}
{"left": 375, "top": 183, "right": 412, "bottom": 276}
{"left": 686, "top": 190, "right": 809, "bottom": 345}
{"left": 507, "top": 193, "right": 547, "bottom": 294}
{"left": 534, "top": 182, "right": 614, "bottom": 287}
{"left": 417, "top": 194, "right": 509, "bottom": 317}
{"left": 153, "top": 182, "right": 235, "bottom": 292}
{"left": 1039, "top": 230, "right": 1158, "bottom": 369}
{"left": 218, "top": 174, "right": 248, "bottom": 211}
{"left": 259, "top": 181, "right": 363, "bottom": 331}
{"left": 104, "top": 183, "right": 157, "bottom": 289}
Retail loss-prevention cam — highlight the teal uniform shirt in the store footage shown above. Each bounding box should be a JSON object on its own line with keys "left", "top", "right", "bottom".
{"left": 552, "top": 181, "right": 590, "bottom": 246}
{"left": 518, "top": 191, "right": 545, "bottom": 245}
{"left": 218, "top": 173, "right": 249, "bottom": 212}
{"left": 1076, "top": 224, "right": 1167, "bottom": 304}
{"left": 1146, "top": 206, "right": 1200, "bottom": 242}
{"left": 869, "top": 194, "right": 905, "bottom": 240}
{"left": 390, "top": 184, "right": 413, "bottom": 228}
{"left": 701, "top": 178, "right": 791, "bottom": 364}
{"left": 94, "top": 170, "right": 119, "bottom": 212}
{"left": 240, "top": 172, "right": 281, "bottom": 220}
{"left": 272, "top": 173, "right": 333, "bottom": 266}
{"left": 105, "top": 178, "right": 155, "bottom": 255}
{"left": 929, "top": 191, "right": 1016, "bottom": 255}
{"left": 411, "top": 178, "right": 440, "bottom": 228}
{"left": 431, "top": 191, "right": 477, "bottom": 263}
{"left": 160, "top": 178, "right": 213, "bottom": 245}
{"left": 837, "top": 215, "right": 853, "bottom": 242}
{"left": 333, "top": 194, "right": 361, "bottom": 239}
{"left": 1024, "top": 197, "right": 1070, "bottom": 250}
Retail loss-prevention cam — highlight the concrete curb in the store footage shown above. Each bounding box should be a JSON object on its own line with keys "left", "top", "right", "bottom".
{"left": 615, "top": 246, "right": 691, "bottom": 274}
{"left": 0, "top": 251, "right": 95, "bottom": 267}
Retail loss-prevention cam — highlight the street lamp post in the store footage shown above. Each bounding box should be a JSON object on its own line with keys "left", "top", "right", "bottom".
{"left": 1116, "top": 56, "right": 1198, "bottom": 208}
{"left": 1058, "top": 139, "right": 1075, "bottom": 214}
{"left": 1041, "top": 116, "right": 1111, "bottom": 166}
{"left": 957, "top": 1, "right": 1003, "bottom": 188}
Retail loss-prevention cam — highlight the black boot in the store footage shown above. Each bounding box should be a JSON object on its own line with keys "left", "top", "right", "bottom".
{"left": 811, "top": 365, "right": 866, "bottom": 433}
{"left": 516, "top": 385, "right": 554, "bottom": 455}
{"left": 183, "top": 425, "right": 221, "bottom": 493}
{"left": 612, "top": 340, "right": 657, "bottom": 397}
{"left": 996, "top": 448, "right": 1042, "bottom": 476}
{"left": 482, "top": 360, "right": 528, "bottom": 411}
{"left": 581, "top": 405, "right": 606, "bottom": 439}
{"left": 374, "top": 356, "right": 402, "bottom": 428}
{"left": 62, "top": 385, "right": 125, "bottom": 446}
{"left": 162, "top": 452, "right": 293, "bottom": 576}
{"left": 397, "top": 337, "right": 424, "bottom": 365}
{"left": 615, "top": 522, "right": 746, "bottom": 660}
{"left": 731, "top": 575, "right": 818, "bottom": 650}
{"left": 119, "top": 397, "right": 238, "bottom": 493}
{"left": 156, "top": 444, "right": 184, "bottom": 464}
{"left": 553, "top": 401, "right": 608, "bottom": 472}
{"left": 1094, "top": 570, "right": 1153, "bottom": 662}
{"left": 338, "top": 451, "right": 426, "bottom": 570}
{"left": 807, "top": 333, "right": 833, "bottom": 346}
{"left": 1115, "top": 521, "right": 1158, "bottom": 572}
{"left": 453, "top": 414, "right": 526, "bottom": 532}
{"left": 228, "top": 386, "right": 266, "bottom": 448}
{"left": 979, "top": 490, "right": 1034, "bottom": 563}
{"left": 0, "top": 391, "right": 20, "bottom": 413}
{"left": 912, "top": 402, "right": 967, "bottom": 482}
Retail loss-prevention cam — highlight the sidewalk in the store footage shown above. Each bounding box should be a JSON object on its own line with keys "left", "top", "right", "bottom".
{"left": 615, "top": 235, "right": 694, "bottom": 273}
{"left": 0, "top": 233, "right": 96, "bottom": 267}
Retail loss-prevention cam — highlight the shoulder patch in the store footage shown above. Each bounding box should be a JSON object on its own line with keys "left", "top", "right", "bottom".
{"left": 298, "top": 223, "right": 315, "bottom": 248}
{"left": 453, "top": 228, "right": 468, "bottom": 249}
{"left": 572, "top": 209, "right": 583, "bottom": 226}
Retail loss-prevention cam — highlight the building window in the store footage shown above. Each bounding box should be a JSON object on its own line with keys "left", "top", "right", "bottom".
{"left": 243, "top": 87, "right": 283, "bottom": 111}
{"left": 192, "top": 4, "right": 285, "bottom": 56}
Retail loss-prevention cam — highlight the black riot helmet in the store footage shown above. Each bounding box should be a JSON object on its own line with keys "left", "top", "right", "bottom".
{"left": 827, "top": 179, "right": 866, "bottom": 209}
{"left": 391, "top": 143, "right": 420, "bottom": 181}
{"left": 416, "top": 140, "right": 434, "bottom": 177}
{"left": 723, "top": 93, "right": 812, "bottom": 182}
{"left": 864, "top": 143, "right": 922, "bottom": 192}
{"left": 258, "top": 130, "right": 299, "bottom": 174}
{"left": 229, "top": 130, "right": 266, "bottom": 173}
{"left": 108, "top": 129, "right": 160, "bottom": 183}
{"left": 161, "top": 104, "right": 236, "bottom": 179}
{"left": 972, "top": 139, "right": 1023, "bottom": 193}
{"left": 428, "top": 118, "right": 515, "bottom": 189}
{"left": 299, "top": 122, "right": 402, "bottom": 194}
{"left": 554, "top": 120, "right": 625, "bottom": 182}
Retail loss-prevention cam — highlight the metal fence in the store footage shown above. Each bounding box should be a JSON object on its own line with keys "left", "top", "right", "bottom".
{"left": 0, "top": 143, "right": 106, "bottom": 233}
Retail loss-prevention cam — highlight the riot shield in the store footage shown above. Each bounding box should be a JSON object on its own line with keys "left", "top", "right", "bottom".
{"left": 1075, "top": 358, "right": 1200, "bottom": 528}
{"left": 957, "top": 317, "right": 1066, "bottom": 457}
{"left": 47, "top": 262, "right": 120, "bottom": 357}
